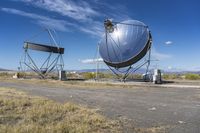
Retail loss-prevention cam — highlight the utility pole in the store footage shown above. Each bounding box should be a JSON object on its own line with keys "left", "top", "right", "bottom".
{"left": 95, "top": 44, "right": 100, "bottom": 81}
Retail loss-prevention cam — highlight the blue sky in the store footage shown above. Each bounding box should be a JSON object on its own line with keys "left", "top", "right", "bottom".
{"left": 0, "top": 0, "right": 200, "bottom": 71}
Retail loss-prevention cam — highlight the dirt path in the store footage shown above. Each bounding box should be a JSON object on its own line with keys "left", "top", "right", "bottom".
{"left": 0, "top": 80, "right": 200, "bottom": 133}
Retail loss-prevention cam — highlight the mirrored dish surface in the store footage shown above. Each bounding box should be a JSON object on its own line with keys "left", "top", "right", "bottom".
{"left": 99, "top": 20, "right": 151, "bottom": 68}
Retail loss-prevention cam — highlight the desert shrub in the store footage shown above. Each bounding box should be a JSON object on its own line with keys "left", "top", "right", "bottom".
{"left": 133, "top": 74, "right": 142, "bottom": 79}
{"left": 185, "top": 73, "right": 200, "bottom": 80}
{"left": 0, "top": 72, "right": 9, "bottom": 77}
{"left": 66, "top": 73, "right": 76, "bottom": 78}
{"left": 126, "top": 74, "right": 142, "bottom": 80}
{"left": 97, "top": 72, "right": 114, "bottom": 79}
{"left": 50, "top": 75, "right": 58, "bottom": 80}
{"left": 17, "top": 72, "right": 26, "bottom": 78}
{"left": 162, "top": 74, "right": 181, "bottom": 80}
{"left": 82, "top": 72, "right": 95, "bottom": 79}
{"left": 162, "top": 74, "right": 170, "bottom": 79}
{"left": 66, "top": 73, "right": 83, "bottom": 79}
{"left": 81, "top": 72, "right": 114, "bottom": 80}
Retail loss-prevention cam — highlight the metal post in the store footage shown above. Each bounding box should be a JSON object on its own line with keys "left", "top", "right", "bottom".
{"left": 96, "top": 44, "right": 100, "bottom": 80}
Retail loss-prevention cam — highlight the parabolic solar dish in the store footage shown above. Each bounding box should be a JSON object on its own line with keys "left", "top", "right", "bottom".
{"left": 99, "top": 20, "right": 152, "bottom": 68}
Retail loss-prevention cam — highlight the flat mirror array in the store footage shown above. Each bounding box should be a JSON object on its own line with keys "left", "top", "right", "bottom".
{"left": 20, "top": 29, "right": 64, "bottom": 79}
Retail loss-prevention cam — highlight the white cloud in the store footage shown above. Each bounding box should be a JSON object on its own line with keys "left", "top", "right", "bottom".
{"left": 20, "top": 0, "right": 104, "bottom": 37}
{"left": 1, "top": 7, "right": 103, "bottom": 37}
{"left": 167, "top": 66, "right": 172, "bottom": 70}
{"left": 166, "top": 66, "right": 181, "bottom": 71}
{"left": 193, "top": 67, "right": 200, "bottom": 71}
{"left": 165, "top": 41, "right": 173, "bottom": 45}
{"left": 80, "top": 58, "right": 103, "bottom": 64}
{"left": 90, "top": 0, "right": 130, "bottom": 21}
{"left": 79, "top": 21, "right": 103, "bottom": 37}
{"left": 18, "top": 0, "right": 129, "bottom": 21}
{"left": 1, "top": 8, "right": 73, "bottom": 31}
{"left": 183, "top": 66, "right": 200, "bottom": 71}
{"left": 151, "top": 48, "right": 172, "bottom": 60}
{"left": 11, "top": 0, "right": 130, "bottom": 37}
{"left": 2, "top": 6, "right": 103, "bottom": 36}
{"left": 5, "top": 0, "right": 130, "bottom": 37}
{"left": 16, "top": 0, "right": 100, "bottom": 21}
{"left": 164, "top": 66, "right": 183, "bottom": 72}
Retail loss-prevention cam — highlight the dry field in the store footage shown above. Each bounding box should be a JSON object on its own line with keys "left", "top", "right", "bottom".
{"left": 0, "top": 77, "right": 138, "bottom": 89}
{"left": 0, "top": 87, "right": 121, "bottom": 133}
{"left": 1, "top": 76, "right": 198, "bottom": 132}
{"left": 0, "top": 87, "right": 167, "bottom": 133}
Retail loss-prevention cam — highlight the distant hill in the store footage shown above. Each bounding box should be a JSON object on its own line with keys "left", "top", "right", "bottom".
{"left": 0, "top": 68, "right": 11, "bottom": 71}
{"left": 66, "top": 69, "right": 200, "bottom": 75}
{"left": 163, "top": 70, "right": 200, "bottom": 74}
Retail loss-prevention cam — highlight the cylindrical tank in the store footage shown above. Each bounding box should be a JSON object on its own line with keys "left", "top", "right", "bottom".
{"left": 59, "top": 70, "right": 66, "bottom": 81}
{"left": 153, "top": 69, "right": 162, "bottom": 84}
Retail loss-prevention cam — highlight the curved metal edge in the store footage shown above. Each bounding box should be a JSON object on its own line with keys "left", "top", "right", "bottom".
{"left": 104, "top": 32, "right": 152, "bottom": 68}
{"left": 24, "top": 42, "right": 64, "bottom": 54}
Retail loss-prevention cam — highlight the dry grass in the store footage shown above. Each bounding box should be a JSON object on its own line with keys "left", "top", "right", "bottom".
{"left": 0, "top": 77, "right": 139, "bottom": 90}
{"left": 0, "top": 87, "right": 121, "bottom": 133}
{"left": 135, "top": 125, "right": 171, "bottom": 133}
{"left": 0, "top": 79, "right": 171, "bottom": 133}
{"left": 0, "top": 87, "right": 170, "bottom": 133}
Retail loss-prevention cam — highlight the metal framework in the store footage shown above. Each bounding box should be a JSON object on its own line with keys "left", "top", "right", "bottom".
{"left": 20, "top": 29, "right": 64, "bottom": 78}
{"left": 108, "top": 45, "right": 152, "bottom": 81}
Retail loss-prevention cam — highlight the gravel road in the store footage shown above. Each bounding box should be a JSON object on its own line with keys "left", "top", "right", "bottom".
{"left": 0, "top": 80, "right": 200, "bottom": 133}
